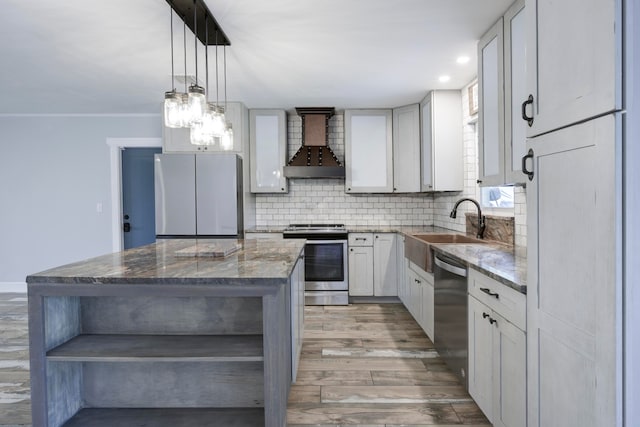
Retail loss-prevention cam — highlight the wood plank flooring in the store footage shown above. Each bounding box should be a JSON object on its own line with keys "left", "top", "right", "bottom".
{"left": 0, "top": 293, "right": 31, "bottom": 427}
{"left": 0, "top": 296, "right": 489, "bottom": 426}
{"left": 287, "top": 303, "right": 490, "bottom": 426}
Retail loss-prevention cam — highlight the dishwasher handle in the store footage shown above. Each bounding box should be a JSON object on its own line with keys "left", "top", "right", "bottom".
{"left": 434, "top": 255, "right": 467, "bottom": 277}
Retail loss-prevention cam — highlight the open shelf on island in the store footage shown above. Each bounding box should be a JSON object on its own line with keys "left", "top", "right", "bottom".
{"left": 62, "top": 408, "right": 265, "bottom": 427}
{"left": 47, "top": 334, "right": 264, "bottom": 362}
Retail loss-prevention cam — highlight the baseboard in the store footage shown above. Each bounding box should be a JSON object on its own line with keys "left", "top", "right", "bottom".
{"left": 0, "top": 282, "right": 27, "bottom": 293}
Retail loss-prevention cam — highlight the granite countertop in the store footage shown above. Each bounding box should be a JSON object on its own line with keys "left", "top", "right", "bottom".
{"left": 244, "top": 225, "right": 526, "bottom": 293}
{"left": 430, "top": 242, "right": 527, "bottom": 294}
{"left": 27, "top": 237, "right": 306, "bottom": 286}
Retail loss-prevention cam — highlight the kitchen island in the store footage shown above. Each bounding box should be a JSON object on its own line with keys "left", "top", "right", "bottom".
{"left": 26, "top": 237, "right": 306, "bottom": 427}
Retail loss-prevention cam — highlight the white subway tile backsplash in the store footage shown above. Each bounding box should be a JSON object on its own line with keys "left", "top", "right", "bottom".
{"left": 255, "top": 95, "right": 526, "bottom": 249}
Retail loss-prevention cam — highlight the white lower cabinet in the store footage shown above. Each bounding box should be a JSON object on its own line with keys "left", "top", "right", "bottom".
{"left": 468, "top": 268, "right": 526, "bottom": 427}
{"left": 348, "top": 245, "right": 374, "bottom": 296}
{"left": 373, "top": 233, "right": 398, "bottom": 296}
{"left": 348, "top": 233, "right": 398, "bottom": 297}
{"left": 405, "top": 261, "right": 434, "bottom": 342}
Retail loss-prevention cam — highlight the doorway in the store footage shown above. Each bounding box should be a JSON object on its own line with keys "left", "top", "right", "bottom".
{"left": 121, "top": 147, "right": 162, "bottom": 249}
{"left": 107, "top": 137, "right": 162, "bottom": 252}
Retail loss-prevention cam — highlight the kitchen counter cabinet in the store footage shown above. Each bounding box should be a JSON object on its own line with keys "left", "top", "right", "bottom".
{"left": 348, "top": 233, "right": 398, "bottom": 297}
{"left": 405, "top": 261, "right": 434, "bottom": 341}
{"left": 26, "top": 238, "right": 305, "bottom": 427}
{"left": 468, "top": 268, "right": 526, "bottom": 427}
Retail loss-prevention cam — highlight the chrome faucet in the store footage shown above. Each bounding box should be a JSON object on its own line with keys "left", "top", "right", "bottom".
{"left": 450, "top": 198, "right": 486, "bottom": 239}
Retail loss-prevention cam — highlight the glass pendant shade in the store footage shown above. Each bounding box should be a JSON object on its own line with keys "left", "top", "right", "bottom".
{"left": 210, "top": 106, "right": 226, "bottom": 138}
{"left": 187, "top": 84, "right": 206, "bottom": 124}
{"left": 220, "top": 123, "right": 234, "bottom": 150}
{"left": 164, "top": 91, "right": 182, "bottom": 128}
{"left": 190, "top": 120, "right": 214, "bottom": 146}
{"left": 178, "top": 93, "right": 191, "bottom": 127}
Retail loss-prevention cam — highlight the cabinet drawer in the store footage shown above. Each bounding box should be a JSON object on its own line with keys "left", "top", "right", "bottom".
{"left": 468, "top": 268, "right": 526, "bottom": 331}
{"left": 348, "top": 233, "right": 374, "bottom": 246}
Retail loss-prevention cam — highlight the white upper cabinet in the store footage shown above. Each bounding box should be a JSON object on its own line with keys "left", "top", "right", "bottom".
{"left": 420, "top": 91, "right": 463, "bottom": 191}
{"left": 478, "top": 0, "right": 527, "bottom": 186}
{"left": 478, "top": 18, "right": 506, "bottom": 187}
{"left": 345, "top": 109, "right": 393, "bottom": 193}
{"left": 163, "top": 102, "right": 246, "bottom": 153}
{"left": 249, "top": 109, "right": 288, "bottom": 193}
{"left": 392, "top": 104, "right": 421, "bottom": 193}
{"left": 503, "top": 0, "right": 527, "bottom": 185}
{"left": 524, "top": 0, "right": 622, "bottom": 136}
{"left": 478, "top": 18, "right": 504, "bottom": 186}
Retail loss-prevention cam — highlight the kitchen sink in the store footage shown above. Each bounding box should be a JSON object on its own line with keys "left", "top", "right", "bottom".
{"left": 405, "top": 233, "right": 487, "bottom": 273}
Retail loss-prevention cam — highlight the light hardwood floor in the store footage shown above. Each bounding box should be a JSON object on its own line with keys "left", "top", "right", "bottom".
{"left": 287, "top": 303, "right": 490, "bottom": 426}
{"left": 0, "top": 293, "right": 30, "bottom": 427}
{"left": 0, "top": 296, "right": 489, "bottom": 426}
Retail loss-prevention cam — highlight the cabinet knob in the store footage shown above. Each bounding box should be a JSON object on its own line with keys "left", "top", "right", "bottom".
{"left": 482, "top": 312, "right": 490, "bottom": 319}
{"left": 476, "top": 179, "right": 482, "bottom": 184}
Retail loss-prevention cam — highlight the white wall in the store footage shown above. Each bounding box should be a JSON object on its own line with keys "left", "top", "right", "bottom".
{"left": 0, "top": 115, "right": 162, "bottom": 286}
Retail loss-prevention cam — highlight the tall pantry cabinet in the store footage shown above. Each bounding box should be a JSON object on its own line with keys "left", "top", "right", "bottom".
{"left": 524, "top": 0, "right": 626, "bottom": 426}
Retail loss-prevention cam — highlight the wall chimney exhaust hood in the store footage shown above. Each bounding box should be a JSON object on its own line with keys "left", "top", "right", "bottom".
{"left": 283, "top": 107, "right": 345, "bottom": 179}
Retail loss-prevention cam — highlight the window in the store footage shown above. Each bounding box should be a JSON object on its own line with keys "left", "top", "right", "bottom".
{"left": 481, "top": 186, "right": 514, "bottom": 208}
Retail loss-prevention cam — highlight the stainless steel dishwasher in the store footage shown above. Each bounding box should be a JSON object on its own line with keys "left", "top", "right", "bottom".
{"left": 434, "top": 253, "right": 468, "bottom": 389}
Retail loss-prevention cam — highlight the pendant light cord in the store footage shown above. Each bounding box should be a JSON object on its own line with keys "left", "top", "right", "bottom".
{"left": 205, "top": 17, "right": 209, "bottom": 98}
{"left": 170, "top": 8, "right": 175, "bottom": 91}
{"left": 224, "top": 44, "right": 227, "bottom": 112}
{"left": 215, "top": 30, "right": 219, "bottom": 108}
{"left": 183, "top": 15, "right": 187, "bottom": 93}
{"left": 193, "top": 0, "right": 198, "bottom": 86}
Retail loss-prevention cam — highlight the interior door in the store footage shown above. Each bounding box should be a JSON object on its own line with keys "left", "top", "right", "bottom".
{"left": 121, "top": 147, "right": 162, "bottom": 249}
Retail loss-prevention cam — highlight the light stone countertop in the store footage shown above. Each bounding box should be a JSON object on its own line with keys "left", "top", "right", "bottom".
{"left": 430, "top": 243, "right": 527, "bottom": 294}
{"left": 245, "top": 225, "right": 526, "bottom": 293}
{"left": 26, "top": 237, "right": 306, "bottom": 286}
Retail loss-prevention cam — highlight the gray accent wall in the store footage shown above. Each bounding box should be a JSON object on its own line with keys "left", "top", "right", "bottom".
{"left": 0, "top": 114, "right": 162, "bottom": 284}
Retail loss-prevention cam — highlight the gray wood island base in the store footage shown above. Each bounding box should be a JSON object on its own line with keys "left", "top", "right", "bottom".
{"left": 26, "top": 238, "right": 306, "bottom": 427}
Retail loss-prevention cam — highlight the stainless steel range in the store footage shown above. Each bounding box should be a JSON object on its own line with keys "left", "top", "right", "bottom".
{"left": 283, "top": 224, "right": 349, "bottom": 305}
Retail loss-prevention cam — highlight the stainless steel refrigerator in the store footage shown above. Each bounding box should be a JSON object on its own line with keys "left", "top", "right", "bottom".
{"left": 154, "top": 153, "right": 244, "bottom": 237}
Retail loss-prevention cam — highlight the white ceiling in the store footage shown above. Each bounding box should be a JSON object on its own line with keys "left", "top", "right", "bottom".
{"left": 0, "top": 0, "right": 513, "bottom": 114}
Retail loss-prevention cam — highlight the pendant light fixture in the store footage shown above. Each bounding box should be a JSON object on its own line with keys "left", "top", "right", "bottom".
{"left": 186, "top": 0, "right": 206, "bottom": 125}
{"left": 163, "top": 0, "right": 231, "bottom": 138}
{"left": 164, "top": 6, "right": 182, "bottom": 128}
{"left": 220, "top": 44, "right": 234, "bottom": 150}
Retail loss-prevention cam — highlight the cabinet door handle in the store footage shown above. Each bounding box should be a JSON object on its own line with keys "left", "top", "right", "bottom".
{"left": 489, "top": 317, "right": 498, "bottom": 326}
{"left": 522, "top": 148, "right": 534, "bottom": 181}
{"left": 480, "top": 287, "right": 500, "bottom": 299}
{"left": 521, "top": 94, "right": 534, "bottom": 127}
{"left": 355, "top": 237, "right": 367, "bottom": 241}
{"left": 482, "top": 312, "right": 490, "bottom": 319}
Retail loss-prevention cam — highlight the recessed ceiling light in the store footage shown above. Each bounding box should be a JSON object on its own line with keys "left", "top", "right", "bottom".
{"left": 456, "top": 56, "right": 470, "bottom": 64}
{"left": 439, "top": 75, "right": 451, "bottom": 83}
